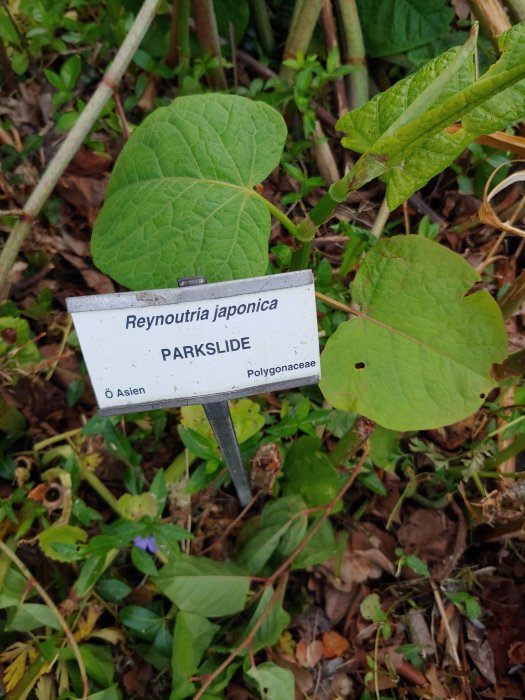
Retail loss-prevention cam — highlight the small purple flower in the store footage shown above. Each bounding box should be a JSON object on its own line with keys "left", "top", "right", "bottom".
{"left": 134, "top": 534, "right": 157, "bottom": 554}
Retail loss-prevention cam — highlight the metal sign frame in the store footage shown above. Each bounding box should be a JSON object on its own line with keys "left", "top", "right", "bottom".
{"left": 66, "top": 270, "right": 320, "bottom": 416}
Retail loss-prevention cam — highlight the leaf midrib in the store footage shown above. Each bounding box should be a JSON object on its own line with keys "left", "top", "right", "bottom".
{"left": 108, "top": 175, "right": 257, "bottom": 199}
{"left": 351, "top": 303, "right": 495, "bottom": 380}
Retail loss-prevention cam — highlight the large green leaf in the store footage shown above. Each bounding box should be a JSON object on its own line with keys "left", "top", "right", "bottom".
{"left": 319, "top": 236, "right": 507, "bottom": 430}
{"left": 92, "top": 94, "right": 287, "bottom": 289}
{"left": 154, "top": 554, "right": 250, "bottom": 617}
{"left": 336, "top": 22, "right": 525, "bottom": 209}
{"left": 356, "top": 0, "right": 454, "bottom": 58}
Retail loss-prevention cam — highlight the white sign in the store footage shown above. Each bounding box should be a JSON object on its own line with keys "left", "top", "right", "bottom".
{"left": 67, "top": 271, "right": 320, "bottom": 415}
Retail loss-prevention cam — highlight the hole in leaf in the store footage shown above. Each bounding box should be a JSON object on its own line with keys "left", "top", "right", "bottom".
{"left": 355, "top": 361, "right": 366, "bottom": 370}
{"left": 480, "top": 393, "right": 486, "bottom": 399}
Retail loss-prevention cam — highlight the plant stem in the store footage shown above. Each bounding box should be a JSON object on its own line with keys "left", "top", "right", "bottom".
{"left": 335, "top": 0, "right": 368, "bottom": 109}
{"left": 255, "top": 193, "right": 299, "bottom": 237}
{"left": 192, "top": 0, "right": 226, "bottom": 89}
{"left": 279, "top": 0, "right": 324, "bottom": 84}
{"left": 81, "top": 466, "right": 123, "bottom": 516}
{"left": 315, "top": 290, "right": 360, "bottom": 316}
{"left": 167, "top": 0, "right": 191, "bottom": 81}
{"left": 0, "top": 539, "right": 89, "bottom": 699}
{"left": 291, "top": 241, "right": 312, "bottom": 270}
{"left": 503, "top": 0, "right": 525, "bottom": 21}
{"left": 499, "top": 268, "right": 525, "bottom": 318}
{"left": 468, "top": 0, "right": 511, "bottom": 45}
{"left": 250, "top": 0, "right": 275, "bottom": 55}
{"left": 484, "top": 432, "right": 525, "bottom": 470}
{"left": 0, "top": 0, "right": 162, "bottom": 297}
{"left": 371, "top": 196, "right": 390, "bottom": 237}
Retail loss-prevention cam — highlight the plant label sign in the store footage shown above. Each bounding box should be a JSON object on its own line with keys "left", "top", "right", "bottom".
{"left": 67, "top": 271, "right": 320, "bottom": 415}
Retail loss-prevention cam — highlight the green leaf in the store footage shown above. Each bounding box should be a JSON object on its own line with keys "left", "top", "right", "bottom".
{"left": 120, "top": 605, "right": 163, "bottom": 640}
{"left": 38, "top": 524, "right": 88, "bottom": 562}
{"left": 0, "top": 317, "right": 40, "bottom": 368}
{"left": 360, "top": 594, "right": 388, "bottom": 623}
{"left": 96, "top": 578, "right": 132, "bottom": 602}
{"left": 337, "top": 23, "right": 525, "bottom": 208}
{"left": 356, "top": 0, "right": 454, "bottom": 57}
{"left": 238, "top": 496, "right": 307, "bottom": 574}
{"left": 292, "top": 519, "right": 338, "bottom": 569}
{"left": 337, "top": 38, "right": 475, "bottom": 208}
{"left": 370, "top": 427, "right": 400, "bottom": 470}
{"left": 246, "top": 662, "right": 295, "bottom": 700}
{"left": 171, "top": 611, "right": 220, "bottom": 700}
{"left": 79, "top": 644, "right": 115, "bottom": 687}
{"left": 320, "top": 236, "right": 507, "bottom": 430}
{"left": 117, "top": 493, "right": 158, "bottom": 520}
{"left": 67, "top": 379, "right": 84, "bottom": 406}
{"left": 213, "top": 0, "right": 249, "bottom": 45}
{"left": 154, "top": 555, "right": 250, "bottom": 617}
{"left": 282, "top": 436, "right": 341, "bottom": 507}
{"left": 243, "top": 587, "right": 291, "bottom": 653}
{"left": 60, "top": 55, "right": 81, "bottom": 89}
{"left": 5, "top": 604, "right": 61, "bottom": 632}
{"left": 87, "top": 686, "right": 120, "bottom": 700}
{"left": 0, "top": 10, "right": 20, "bottom": 45}
{"left": 92, "top": 94, "right": 287, "bottom": 288}
{"left": 181, "top": 399, "right": 264, "bottom": 451}
{"left": 131, "top": 546, "right": 158, "bottom": 576}
{"left": 403, "top": 554, "right": 430, "bottom": 577}
{"left": 463, "top": 23, "right": 525, "bottom": 134}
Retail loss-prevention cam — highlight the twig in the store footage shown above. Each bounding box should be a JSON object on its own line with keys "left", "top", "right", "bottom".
{"left": 0, "top": 539, "right": 89, "bottom": 699}
{"left": 0, "top": 0, "right": 162, "bottom": 297}
{"left": 430, "top": 579, "right": 462, "bottom": 672}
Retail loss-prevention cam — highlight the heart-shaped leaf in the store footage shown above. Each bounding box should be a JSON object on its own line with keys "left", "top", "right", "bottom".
{"left": 320, "top": 236, "right": 507, "bottom": 430}
{"left": 92, "top": 94, "right": 287, "bottom": 289}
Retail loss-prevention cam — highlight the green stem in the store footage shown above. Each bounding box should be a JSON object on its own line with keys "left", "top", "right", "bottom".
{"left": 279, "top": 0, "right": 324, "bottom": 84}
{"left": 484, "top": 432, "right": 525, "bottom": 470}
{"left": 34, "top": 428, "right": 82, "bottom": 451}
{"left": 256, "top": 193, "right": 299, "bottom": 237}
{"left": 335, "top": 0, "right": 368, "bottom": 109}
{"left": 250, "top": 0, "right": 275, "bottom": 55}
{"left": 81, "top": 466, "right": 123, "bottom": 516}
{"left": 0, "top": 0, "right": 162, "bottom": 296}
{"left": 290, "top": 241, "right": 312, "bottom": 270}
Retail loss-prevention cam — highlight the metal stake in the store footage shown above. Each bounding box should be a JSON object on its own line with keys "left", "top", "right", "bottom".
{"left": 178, "top": 277, "right": 253, "bottom": 506}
